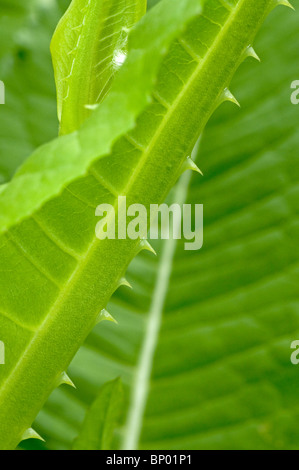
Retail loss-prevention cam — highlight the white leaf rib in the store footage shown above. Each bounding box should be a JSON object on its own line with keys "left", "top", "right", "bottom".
{"left": 123, "top": 139, "right": 201, "bottom": 450}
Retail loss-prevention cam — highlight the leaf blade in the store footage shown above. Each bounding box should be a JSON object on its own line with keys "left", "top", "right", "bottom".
{"left": 34, "top": 2, "right": 299, "bottom": 451}
{"left": 0, "top": 0, "right": 279, "bottom": 450}
{"left": 72, "top": 378, "right": 123, "bottom": 450}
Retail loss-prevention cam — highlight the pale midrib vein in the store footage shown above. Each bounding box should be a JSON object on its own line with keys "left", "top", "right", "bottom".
{"left": 0, "top": 0, "right": 244, "bottom": 427}
{"left": 122, "top": 139, "right": 201, "bottom": 450}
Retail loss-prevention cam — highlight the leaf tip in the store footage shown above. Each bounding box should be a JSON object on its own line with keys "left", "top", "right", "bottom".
{"left": 21, "top": 428, "right": 45, "bottom": 443}
{"left": 221, "top": 88, "right": 240, "bottom": 108}
{"left": 117, "top": 277, "right": 133, "bottom": 290}
{"left": 245, "top": 45, "right": 261, "bottom": 62}
{"left": 275, "top": 0, "right": 295, "bottom": 10}
{"left": 58, "top": 371, "right": 76, "bottom": 389}
{"left": 96, "top": 309, "right": 118, "bottom": 325}
{"left": 138, "top": 239, "right": 157, "bottom": 256}
{"left": 181, "top": 157, "right": 203, "bottom": 176}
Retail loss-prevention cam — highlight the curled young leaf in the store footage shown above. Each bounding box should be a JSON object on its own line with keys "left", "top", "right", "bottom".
{"left": 51, "top": 0, "right": 147, "bottom": 134}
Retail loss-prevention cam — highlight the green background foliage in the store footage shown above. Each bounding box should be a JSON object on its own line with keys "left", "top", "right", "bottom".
{"left": 0, "top": 0, "right": 69, "bottom": 183}
{"left": 0, "top": 0, "right": 298, "bottom": 450}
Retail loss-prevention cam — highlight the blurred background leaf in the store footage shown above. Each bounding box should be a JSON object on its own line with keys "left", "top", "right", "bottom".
{"left": 0, "top": 0, "right": 70, "bottom": 183}
{"left": 3, "top": 0, "right": 298, "bottom": 451}
{"left": 72, "top": 378, "right": 123, "bottom": 450}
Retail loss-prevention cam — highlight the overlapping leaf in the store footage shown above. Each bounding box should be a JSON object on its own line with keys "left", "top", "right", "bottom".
{"left": 1, "top": 0, "right": 216, "bottom": 449}
{"left": 52, "top": 0, "right": 147, "bottom": 135}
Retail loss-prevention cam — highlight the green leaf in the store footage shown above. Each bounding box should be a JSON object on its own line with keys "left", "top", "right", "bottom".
{"left": 72, "top": 378, "right": 123, "bottom": 450}
{"left": 51, "top": 0, "right": 147, "bottom": 135}
{"left": 0, "top": 0, "right": 204, "bottom": 449}
{"left": 0, "top": 0, "right": 281, "bottom": 450}
{"left": 33, "top": 3, "right": 299, "bottom": 451}
{"left": 0, "top": 0, "right": 204, "bottom": 234}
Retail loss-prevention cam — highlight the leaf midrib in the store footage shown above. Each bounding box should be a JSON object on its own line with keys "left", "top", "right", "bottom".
{"left": 0, "top": 0, "right": 204, "bottom": 403}
{"left": 0, "top": 0, "right": 235, "bottom": 402}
